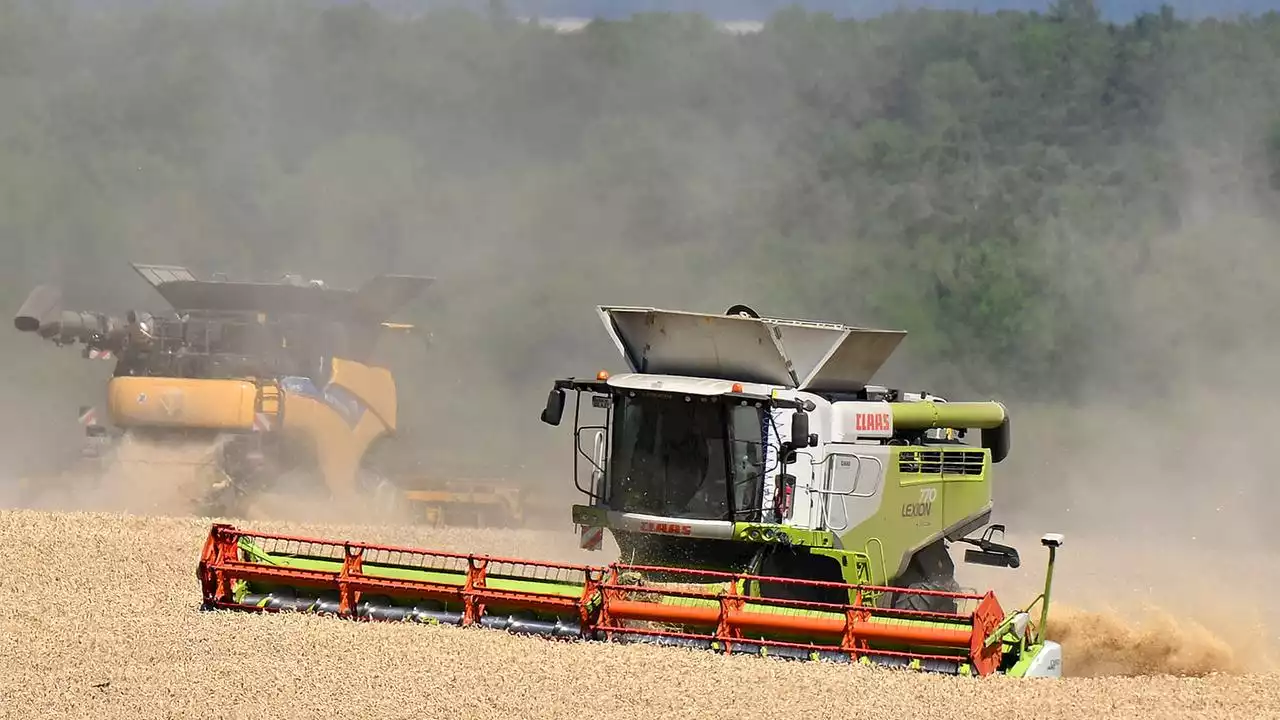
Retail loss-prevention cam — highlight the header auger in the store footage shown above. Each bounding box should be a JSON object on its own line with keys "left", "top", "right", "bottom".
{"left": 197, "top": 523, "right": 1064, "bottom": 677}
{"left": 196, "top": 303, "right": 1067, "bottom": 678}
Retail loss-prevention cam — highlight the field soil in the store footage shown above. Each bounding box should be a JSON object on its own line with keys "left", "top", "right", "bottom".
{"left": 1, "top": 508, "right": 1278, "bottom": 720}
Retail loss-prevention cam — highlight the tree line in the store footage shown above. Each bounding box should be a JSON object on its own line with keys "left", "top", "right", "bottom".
{"left": 2, "top": 0, "right": 1279, "bottom": 479}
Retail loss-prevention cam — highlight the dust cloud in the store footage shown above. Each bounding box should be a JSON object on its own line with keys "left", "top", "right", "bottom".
{"left": 12, "top": 434, "right": 229, "bottom": 517}
{"left": 2, "top": 3, "right": 1279, "bottom": 683}
{"left": 980, "top": 127, "right": 1280, "bottom": 674}
{"left": 1049, "top": 607, "right": 1247, "bottom": 678}
{"left": 0, "top": 3, "right": 775, "bottom": 504}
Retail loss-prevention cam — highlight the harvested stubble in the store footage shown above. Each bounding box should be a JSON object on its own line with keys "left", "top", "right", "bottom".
{"left": 1, "top": 508, "right": 1277, "bottom": 720}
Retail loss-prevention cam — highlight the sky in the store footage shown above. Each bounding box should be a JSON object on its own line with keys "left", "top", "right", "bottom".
{"left": 81, "top": 0, "right": 1280, "bottom": 23}
{"left": 380, "top": 0, "right": 1280, "bottom": 22}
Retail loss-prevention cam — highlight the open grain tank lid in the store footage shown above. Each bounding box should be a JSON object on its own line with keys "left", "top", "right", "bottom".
{"left": 130, "top": 262, "right": 433, "bottom": 322}
{"left": 596, "top": 305, "right": 907, "bottom": 392}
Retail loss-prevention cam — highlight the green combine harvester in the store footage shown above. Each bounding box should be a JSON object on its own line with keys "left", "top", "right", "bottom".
{"left": 198, "top": 304, "right": 1065, "bottom": 678}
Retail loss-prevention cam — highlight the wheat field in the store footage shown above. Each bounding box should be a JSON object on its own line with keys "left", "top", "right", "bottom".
{"left": 2, "top": 508, "right": 1278, "bottom": 720}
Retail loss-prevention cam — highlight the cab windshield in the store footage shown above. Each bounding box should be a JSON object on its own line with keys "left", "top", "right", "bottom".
{"left": 606, "top": 392, "right": 766, "bottom": 521}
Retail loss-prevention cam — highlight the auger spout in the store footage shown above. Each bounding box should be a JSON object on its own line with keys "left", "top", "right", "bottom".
{"left": 887, "top": 400, "right": 1006, "bottom": 430}
{"left": 14, "top": 284, "right": 132, "bottom": 350}
{"left": 888, "top": 400, "right": 1011, "bottom": 462}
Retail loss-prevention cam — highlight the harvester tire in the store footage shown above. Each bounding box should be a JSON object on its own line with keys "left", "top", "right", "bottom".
{"left": 888, "top": 580, "right": 960, "bottom": 614}
{"left": 357, "top": 468, "right": 405, "bottom": 518}
{"left": 884, "top": 540, "right": 961, "bottom": 614}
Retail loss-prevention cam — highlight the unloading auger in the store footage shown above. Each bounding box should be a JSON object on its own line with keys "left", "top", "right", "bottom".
{"left": 197, "top": 523, "right": 1065, "bottom": 677}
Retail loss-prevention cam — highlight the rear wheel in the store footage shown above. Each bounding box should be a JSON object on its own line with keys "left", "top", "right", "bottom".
{"left": 355, "top": 467, "right": 416, "bottom": 523}
{"left": 357, "top": 468, "right": 401, "bottom": 512}
{"left": 889, "top": 579, "right": 961, "bottom": 614}
{"left": 885, "top": 540, "right": 961, "bottom": 614}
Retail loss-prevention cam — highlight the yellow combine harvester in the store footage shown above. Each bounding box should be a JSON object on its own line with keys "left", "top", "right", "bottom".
{"left": 13, "top": 262, "right": 436, "bottom": 518}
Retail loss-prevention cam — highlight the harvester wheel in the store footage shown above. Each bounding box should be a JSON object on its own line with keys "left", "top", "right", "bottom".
{"left": 357, "top": 468, "right": 406, "bottom": 519}
{"left": 888, "top": 579, "right": 960, "bottom": 614}
{"left": 884, "top": 540, "right": 961, "bottom": 614}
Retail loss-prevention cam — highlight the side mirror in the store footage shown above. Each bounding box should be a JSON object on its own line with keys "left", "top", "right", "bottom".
{"left": 540, "top": 388, "right": 566, "bottom": 426}
{"left": 791, "top": 410, "right": 810, "bottom": 448}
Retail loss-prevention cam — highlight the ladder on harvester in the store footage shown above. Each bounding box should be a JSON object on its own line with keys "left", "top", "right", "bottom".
{"left": 253, "top": 378, "right": 284, "bottom": 435}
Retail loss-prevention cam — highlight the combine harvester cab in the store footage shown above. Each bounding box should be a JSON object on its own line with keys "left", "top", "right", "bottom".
{"left": 197, "top": 304, "right": 1064, "bottom": 678}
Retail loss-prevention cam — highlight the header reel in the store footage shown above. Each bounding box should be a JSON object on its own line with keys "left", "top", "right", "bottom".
{"left": 197, "top": 524, "right": 1066, "bottom": 678}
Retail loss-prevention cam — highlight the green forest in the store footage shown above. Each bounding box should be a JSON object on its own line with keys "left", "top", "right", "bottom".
{"left": 2, "top": 0, "right": 1279, "bottom": 523}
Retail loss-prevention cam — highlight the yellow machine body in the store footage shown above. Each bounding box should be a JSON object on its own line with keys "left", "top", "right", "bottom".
{"left": 107, "top": 377, "right": 260, "bottom": 431}
{"left": 102, "top": 358, "right": 397, "bottom": 502}
{"left": 274, "top": 358, "right": 399, "bottom": 502}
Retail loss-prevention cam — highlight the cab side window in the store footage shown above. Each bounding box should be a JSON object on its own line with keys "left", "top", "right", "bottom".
{"left": 729, "top": 404, "right": 766, "bottom": 521}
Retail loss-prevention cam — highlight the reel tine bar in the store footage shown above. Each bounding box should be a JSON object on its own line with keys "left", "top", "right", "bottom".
{"left": 199, "top": 523, "right": 600, "bottom": 629}
{"left": 597, "top": 563, "right": 1006, "bottom": 676}
{"left": 198, "top": 525, "right": 1008, "bottom": 676}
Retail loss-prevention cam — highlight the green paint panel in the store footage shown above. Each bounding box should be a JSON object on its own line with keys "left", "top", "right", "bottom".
{"left": 730, "top": 523, "right": 837, "bottom": 547}
{"left": 835, "top": 446, "right": 993, "bottom": 585}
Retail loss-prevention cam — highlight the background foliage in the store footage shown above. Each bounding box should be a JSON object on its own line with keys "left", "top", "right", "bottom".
{"left": 3, "top": 0, "right": 1279, "bottom": 523}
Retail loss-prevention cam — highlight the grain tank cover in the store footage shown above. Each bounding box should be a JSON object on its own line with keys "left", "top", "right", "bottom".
{"left": 596, "top": 306, "right": 907, "bottom": 391}
{"left": 129, "top": 263, "right": 433, "bottom": 322}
